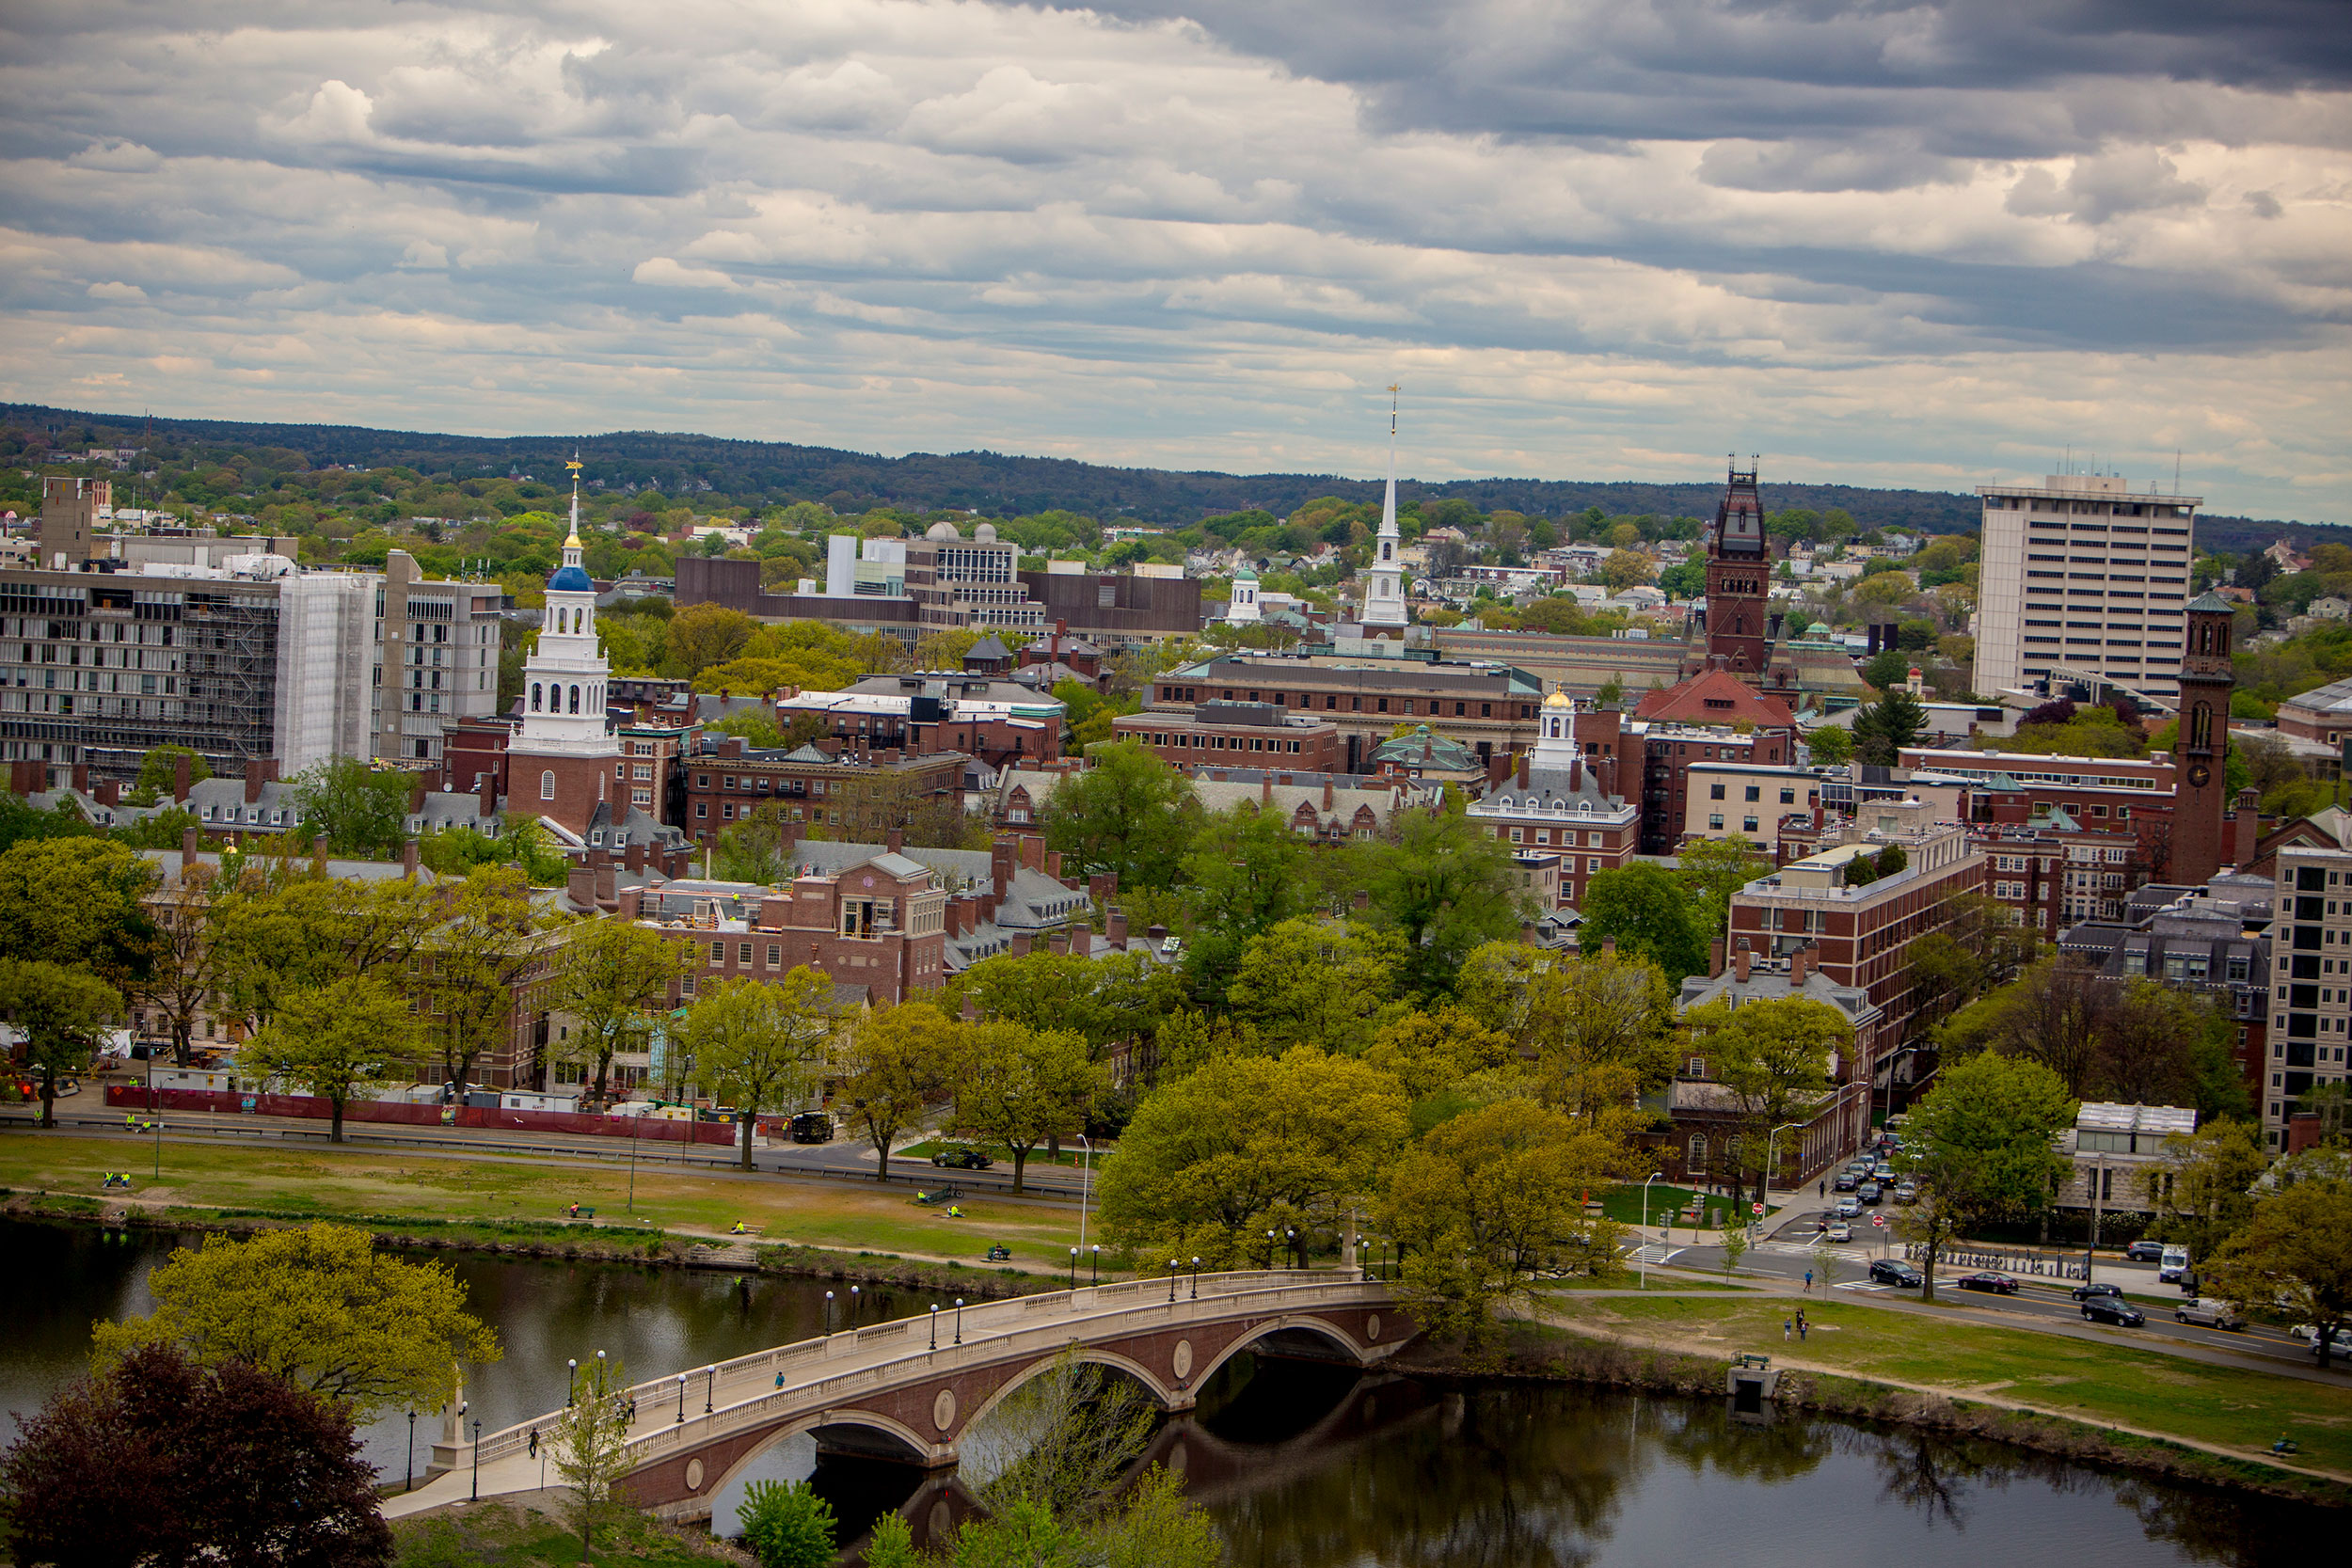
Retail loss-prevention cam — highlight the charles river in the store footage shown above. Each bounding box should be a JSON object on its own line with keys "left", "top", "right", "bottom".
{"left": 0, "top": 1220, "right": 2331, "bottom": 1564}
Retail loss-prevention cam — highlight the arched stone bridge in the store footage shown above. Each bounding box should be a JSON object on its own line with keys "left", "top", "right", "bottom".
{"left": 386, "top": 1270, "right": 1407, "bottom": 1524}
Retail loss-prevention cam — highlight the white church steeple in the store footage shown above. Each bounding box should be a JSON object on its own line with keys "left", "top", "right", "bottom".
{"left": 516, "top": 454, "right": 615, "bottom": 757}
{"left": 1362, "top": 385, "right": 1408, "bottom": 628}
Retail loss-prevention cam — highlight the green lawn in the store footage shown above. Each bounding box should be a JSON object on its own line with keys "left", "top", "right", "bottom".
{"left": 1546, "top": 1294, "right": 2352, "bottom": 1475}
{"left": 395, "top": 1498, "right": 732, "bottom": 1565}
{"left": 0, "top": 1132, "right": 1089, "bottom": 1274}
{"left": 1594, "top": 1183, "right": 1728, "bottom": 1226}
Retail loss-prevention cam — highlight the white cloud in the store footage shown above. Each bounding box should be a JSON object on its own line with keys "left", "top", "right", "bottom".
{"left": 0, "top": 0, "right": 2344, "bottom": 518}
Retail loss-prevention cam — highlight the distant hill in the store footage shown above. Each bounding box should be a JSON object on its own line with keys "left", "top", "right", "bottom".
{"left": 4, "top": 402, "right": 2332, "bottom": 546}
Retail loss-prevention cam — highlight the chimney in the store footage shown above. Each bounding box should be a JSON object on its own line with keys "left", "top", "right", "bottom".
{"left": 479, "top": 770, "right": 499, "bottom": 817}
{"left": 620, "top": 888, "right": 644, "bottom": 919}
{"left": 1048, "top": 934, "right": 1069, "bottom": 955}
{"left": 1021, "top": 834, "right": 1045, "bottom": 872}
{"left": 1010, "top": 932, "right": 1032, "bottom": 957}
{"left": 595, "top": 862, "right": 617, "bottom": 909}
{"left": 407, "top": 774, "right": 428, "bottom": 813}
{"left": 886, "top": 828, "right": 904, "bottom": 855}
{"left": 1789, "top": 948, "right": 1808, "bottom": 988}
{"left": 567, "top": 864, "right": 596, "bottom": 910}
{"left": 1569, "top": 756, "right": 1583, "bottom": 791}
{"left": 1071, "top": 927, "right": 1091, "bottom": 958}
{"left": 1812, "top": 800, "right": 1824, "bottom": 832}
{"left": 2234, "top": 787, "right": 2261, "bottom": 871}
{"left": 403, "top": 838, "right": 421, "bottom": 879}
{"left": 71, "top": 762, "right": 87, "bottom": 795}
{"left": 173, "top": 752, "right": 192, "bottom": 803}
{"left": 1516, "top": 753, "right": 1530, "bottom": 790}
{"left": 1106, "top": 909, "right": 1127, "bottom": 946}
{"left": 992, "top": 836, "right": 1016, "bottom": 892}
{"left": 1262, "top": 774, "right": 1273, "bottom": 804}
{"left": 1352, "top": 888, "right": 1371, "bottom": 911}
{"left": 1734, "top": 948, "right": 1752, "bottom": 983}
{"left": 961, "top": 995, "right": 979, "bottom": 1022}
{"left": 1323, "top": 776, "right": 1335, "bottom": 810}
{"left": 180, "top": 826, "right": 199, "bottom": 863}
{"left": 1708, "top": 938, "right": 1725, "bottom": 978}
{"left": 94, "top": 779, "right": 120, "bottom": 808}
{"left": 723, "top": 736, "right": 748, "bottom": 757}
{"left": 1521, "top": 921, "right": 1538, "bottom": 945}
{"left": 978, "top": 894, "right": 998, "bottom": 926}
{"left": 626, "top": 837, "right": 645, "bottom": 874}
{"left": 943, "top": 900, "right": 965, "bottom": 939}
{"left": 1044, "top": 849, "right": 1062, "bottom": 879}
{"left": 244, "top": 757, "right": 276, "bottom": 804}
{"left": 1601, "top": 936, "right": 1617, "bottom": 956}
{"left": 1145, "top": 923, "right": 1168, "bottom": 944}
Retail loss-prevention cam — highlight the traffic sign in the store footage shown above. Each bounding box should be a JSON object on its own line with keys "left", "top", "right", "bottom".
{"left": 1871, "top": 1214, "right": 1888, "bottom": 1227}
{"left": 1751, "top": 1202, "right": 1764, "bottom": 1215}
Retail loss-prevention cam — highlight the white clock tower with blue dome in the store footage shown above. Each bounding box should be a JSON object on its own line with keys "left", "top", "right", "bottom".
{"left": 510, "top": 458, "right": 616, "bottom": 827}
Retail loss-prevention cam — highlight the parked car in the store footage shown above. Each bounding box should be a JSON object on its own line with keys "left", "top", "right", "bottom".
{"left": 1835, "top": 1196, "right": 1862, "bottom": 1218}
{"left": 1892, "top": 1182, "right": 1918, "bottom": 1205}
{"left": 2176, "top": 1299, "right": 2245, "bottom": 1330}
{"left": 787, "top": 1111, "right": 834, "bottom": 1144}
{"left": 1857, "top": 1183, "right": 1883, "bottom": 1206}
{"left": 2158, "top": 1244, "right": 2192, "bottom": 1283}
{"left": 930, "top": 1145, "right": 993, "bottom": 1169}
{"left": 1872, "top": 1162, "right": 1896, "bottom": 1181}
{"left": 2082, "top": 1300, "right": 2146, "bottom": 1327}
{"left": 1868, "top": 1259, "right": 1925, "bottom": 1289}
{"left": 1825, "top": 1221, "right": 1853, "bottom": 1243}
{"left": 2072, "top": 1281, "right": 2124, "bottom": 1302}
{"left": 1956, "top": 1272, "right": 2019, "bottom": 1295}
{"left": 2292, "top": 1324, "right": 2352, "bottom": 1354}
{"left": 2124, "top": 1240, "right": 2165, "bottom": 1263}
{"left": 1834, "top": 1172, "right": 1860, "bottom": 1192}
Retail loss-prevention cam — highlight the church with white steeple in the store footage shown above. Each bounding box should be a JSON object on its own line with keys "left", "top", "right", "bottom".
{"left": 1361, "top": 386, "right": 1408, "bottom": 628}
{"left": 508, "top": 456, "right": 618, "bottom": 833}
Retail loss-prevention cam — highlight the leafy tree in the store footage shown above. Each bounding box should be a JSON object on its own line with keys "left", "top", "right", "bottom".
{"left": 2205, "top": 1170, "right": 2352, "bottom": 1369}
{"left": 1599, "top": 548, "right": 1651, "bottom": 590}
{"left": 553, "top": 1353, "right": 635, "bottom": 1560}
{"left": 952, "top": 1023, "right": 1100, "bottom": 1193}
{"left": 1656, "top": 550, "right": 1706, "bottom": 599}
{"left": 1383, "top": 1098, "right": 1631, "bottom": 1345}
{"left": 1688, "top": 995, "right": 1849, "bottom": 1204}
{"left": 1097, "top": 1046, "right": 1408, "bottom": 1266}
{"left": 1851, "top": 689, "right": 1927, "bottom": 767}
{"left": 0, "top": 790, "right": 103, "bottom": 853}
{"left": 0, "top": 959, "right": 121, "bottom": 1128}
{"left": 550, "top": 916, "right": 696, "bottom": 1103}
{"left": 255, "top": 976, "right": 414, "bottom": 1143}
{"left": 1040, "top": 740, "right": 1196, "bottom": 892}
{"left": 1227, "top": 917, "right": 1406, "bottom": 1052}
{"left": 217, "top": 876, "right": 438, "bottom": 1037}
{"left": 137, "top": 856, "right": 258, "bottom": 1066}
{"left": 289, "top": 756, "right": 414, "bottom": 858}
{"left": 1360, "top": 810, "right": 1528, "bottom": 997}
{"left": 2142, "top": 1119, "right": 2267, "bottom": 1263}
{"left": 109, "top": 805, "right": 201, "bottom": 851}
{"left": 837, "top": 1001, "right": 960, "bottom": 1181}
{"left": 738, "top": 1479, "right": 836, "bottom": 1568}
{"left": 664, "top": 603, "right": 755, "bottom": 677}
{"left": 1177, "top": 802, "right": 1320, "bottom": 1000}
{"left": 1677, "top": 835, "right": 1769, "bottom": 943}
{"left": 1361, "top": 1005, "right": 1515, "bottom": 1098}
{"left": 1804, "top": 725, "right": 1853, "bottom": 766}
{"left": 714, "top": 800, "right": 800, "bottom": 885}
{"left": 1576, "top": 862, "right": 1705, "bottom": 981}
{"left": 126, "top": 743, "right": 211, "bottom": 806}
{"left": 948, "top": 948, "right": 1181, "bottom": 1066}
{"left": 0, "top": 1343, "right": 392, "bottom": 1568}
{"left": 427, "top": 865, "right": 554, "bottom": 1094}
{"left": 685, "top": 969, "right": 839, "bottom": 1170}
{"left": 1895, "top": 1053, "right": 2076, "bottom": 1301}
{"left": 91, "top": 1223, "right": 501, "bottom": 1418}
{"left": 0, "top": 835, "right": 158, "bottom": 990}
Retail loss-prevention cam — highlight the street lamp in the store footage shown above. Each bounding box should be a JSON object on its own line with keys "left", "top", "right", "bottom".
{"left": 1190, "top": 1257, "right": 1200, "bottom": 1298}
{"left": 405, "top": 1409, "right": 416, "bottom": 1493}
{"left": 1286, "top": 1227, "right": 1297, "bottom": 1269}
{"left": 1089, "top": 1244, "right": 1100, "bottom": 1287}
{"left": 1265, "top": 1229, "right": 1277, "bottom": 1269}
{"left": 566, "top": 1358, "right": 578, "bottom": 1406}
{"left": 707, "top": 1365, "right": 715, "bottom": 1414}
{"left": 1639, "top": 1172, "right": 1665, "bottom": 1290}
{"left": 954, "top": 1298, "right": 964, "bottom": 1344}
{"left": 823, "top": 1291, "right": 834, "bottom": 1336}
{"left": 930, "top": 1305, "right": 939, "bottom": 1351}
{"left": 1068, "top": 1247, "right": 1078, "bottom": 1288}
{"left": 1760, "top": 1121, "right": 1803, "bottom": 1237}
{"left": 1076, "top": 1132, "right": 1094, "bottom": 1256}
{"left": 1168, "top": 1261, "right": 1180, "bottom": 1303}
{"left": 849, "top": 1286, "right": 861, "bottom": 1328}
{"left": 675, "top": 1372, "right": 687, "bottom": 1423}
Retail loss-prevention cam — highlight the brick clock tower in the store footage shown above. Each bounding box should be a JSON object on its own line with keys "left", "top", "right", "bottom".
{"left": 507, "top": 461, "right": 616, "bottom": 837}
{"left": 1702, "top": 459, "right": 1771, "bottom": 676}
{"left": 2170, "top": 590, "right": 2237, "bottom": 886}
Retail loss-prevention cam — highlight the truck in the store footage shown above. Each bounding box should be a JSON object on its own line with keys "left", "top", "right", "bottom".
{"left": 2158, "top": 1243, "right": 2191, "bottom": 1283}
{"left": 2175, "top": 1299, "right": 2243, "bottom": 1330}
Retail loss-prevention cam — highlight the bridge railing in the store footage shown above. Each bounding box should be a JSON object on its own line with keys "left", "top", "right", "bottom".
{"left": 466, "top": 1269, "right": 1383, "bottom": 1470}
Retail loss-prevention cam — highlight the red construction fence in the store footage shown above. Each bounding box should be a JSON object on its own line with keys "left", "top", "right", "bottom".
{"left": 103, "top": 1085, "right": 739, "bottom": 1147}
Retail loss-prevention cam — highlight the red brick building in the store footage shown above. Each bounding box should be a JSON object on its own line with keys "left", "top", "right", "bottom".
{"left": 1112, "top": 700, "right": 1343, "bottom": 772}
{"left": 677, "top": 736, "right": 967, "bottom": 845}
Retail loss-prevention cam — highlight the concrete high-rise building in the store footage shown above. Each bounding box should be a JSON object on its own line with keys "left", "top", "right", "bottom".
{"left": 1972, "top": 474, "right": 2201, "bottom": 702}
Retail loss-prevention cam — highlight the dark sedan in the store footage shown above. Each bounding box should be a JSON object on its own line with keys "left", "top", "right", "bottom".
{"left": 930, "top": 1146, "right": 993, "bottom": 1169}
{"left": 2071, "top": 1281, "right": 2123, "bottom": 1302}
{"left": 1956, "top": 1272, "right": 2019, "bottom": 1295}
{"left": 1868, "top": 1259, "right": 1925, "bottom": 1289}
{"left": 2082, "top": 1300, "right": 2146, "bottom": 1327}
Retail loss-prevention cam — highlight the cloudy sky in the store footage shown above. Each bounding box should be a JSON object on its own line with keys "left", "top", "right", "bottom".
{"left": 3, "top": 1, "right": 2347, "bottom": 516}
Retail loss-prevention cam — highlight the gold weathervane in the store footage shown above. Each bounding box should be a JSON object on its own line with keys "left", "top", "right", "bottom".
{"left": 1388, "top": 382, "right": 1400, "bottom": 436}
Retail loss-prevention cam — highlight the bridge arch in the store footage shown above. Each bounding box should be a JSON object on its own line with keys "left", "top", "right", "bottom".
{"left": 1185, "top": 1313, "right": 1373, "bottom": 1394}
{"left": 953, "top": 1343, "right": 1179, "bottom": 1441}
{"left": 691, "top": 1406, "right": 935, "bottom": 1512}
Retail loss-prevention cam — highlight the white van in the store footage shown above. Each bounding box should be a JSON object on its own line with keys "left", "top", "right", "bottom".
{"left": 2175, "top": 1299, "right": 2243, "bottom": 1330}
{"left": 2158, "top": 1244, "right": 2191, "bottom": 1283}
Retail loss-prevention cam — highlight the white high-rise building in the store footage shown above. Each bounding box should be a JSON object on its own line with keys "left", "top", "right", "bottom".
{"left": 1362, "top": 391, "right": 1408, "bottom": 628}
{"left": 1972, "top": 473, "right": 2201, "bottom": 703}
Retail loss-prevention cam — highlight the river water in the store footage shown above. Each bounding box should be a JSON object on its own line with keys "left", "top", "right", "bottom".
{"left": 0, "top": 1220, "right": 2331, "bottom": 1564}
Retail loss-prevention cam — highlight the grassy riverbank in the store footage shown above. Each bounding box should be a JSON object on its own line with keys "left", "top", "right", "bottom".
{"left": 0, "top": 1133, "right": 1089, "bottom": 1281}
{"left": 1538, "top": 1293, "right": 2352, "bottom": 1484}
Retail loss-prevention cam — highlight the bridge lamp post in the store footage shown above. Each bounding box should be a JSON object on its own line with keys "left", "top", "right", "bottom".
{"left": 954, "top": 1298, "right": 964, "bottom": 1344}
{"left": 675, "top": 1372, "right": 687, "bottom": 1423}
{"left": 824, "top": 1291, "right": 834, "bottom": 1336}
{"left": 1168, "top": 1262, "right": 1180, "bottom": 1303}
{"left": 850, "top": 1286, "right": 861, "bottom": 1328}
{"left": 1090, "top": 1244, "right": 1100, "bottom": 1286}
{"left": 1286, "top": 1227, "right": 1298, "bottom": 1270}
{"left": 405, "top": 1409, "right": 415, "bottom": 1494}
{"left": 1068, "top": 1247, "right": 1077, "bottom": 1289}
{"left": 706, "top": 1365, "right": 715, "bottom": 1415}
{"left": 930, "top": 1305, "right": 939, "bottom": 1351}
{"left": 565, "top": 1359, "right": 577, "bottom": 1408}
{"left": 463, "top": 1405, "right": 477, "bottom": 1501}
{"left": 1190, "top": 1258, "right": 1200, "bottom": 1299}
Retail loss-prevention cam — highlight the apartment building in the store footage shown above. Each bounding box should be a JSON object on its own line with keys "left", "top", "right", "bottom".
{"left": 1148, "top": 651, "right": 1547, "bottom": 772}
{"left": 1112, "top": 700, "right": 1343, "bottom": 772}
{"left": 1680, "top": 761, "right": 1820, "bottom": 847}
{"left": 675, "top": 736, "right": 966, "bottom": 845}
{"left": 2263, "top": 842, "right": 2352, "bottom": 1148}
{"left": 1972, "top": 473, "right": 2201, "bottom": 701}
{"left": 1466, "top": 690, "right": 1637, "bottom": 908}
{"left": 1636, "top": 723, "right": 1796, "bottom": 854}
{"left": 1728, "top": 799, "right": 1986, "bottom": 1097}
{"left": 774, "top": 675, "right": 1067, "bottom": 772}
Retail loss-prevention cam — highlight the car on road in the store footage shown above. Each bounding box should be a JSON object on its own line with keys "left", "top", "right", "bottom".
{"left": 2293, "top": 1323, "right": 2352, "bottom": 1354}
{"left": 2082, "top": 1299, "right": 2146, "bottom": 1327}
{"left": 1872, "top": 1162, "right": 1896, "bottom": 1181}
{"left": 2124, "top": 1240, "right": 2164, "bottom": 1263}
{"left": 1834, "top": 1171, "right": 1860, "bottom": 1192}
{"left": 2176, "top": 1299, "right": 2245, "bottom": 1330}
{"left": 1824, "top": 1221, "right": 1853, "bottom": 1242}
{"left": 1835, "top": 1196, "right": 1862, "bottom": 1218}
{"left": 930, "top": 1146, "right": 993, "bottom": 1169}
{"left": 1857, "top": 1182, "right": 1883, "bottom": 1206}
{"left": 787, "top": 1111, "right": 834, "bottom": 1144}
{"left": 1892, "top": 1182, "right": 1918, "bottom": 1205}
{"left": 2071, "top": 1281, "right": 2123, "bottom": 1302}
{"left": 1868, "top": 1259, "right": 1925, "bottom": 1289}
{"left": 1956, "top": 1272, "right": 2019, "bottom": 1294}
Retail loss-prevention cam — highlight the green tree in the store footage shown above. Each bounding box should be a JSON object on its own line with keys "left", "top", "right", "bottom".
{"left": 1097, "top": 1046, "right": 1408, "bottom": 1266}
{"left": 134, "top": 855, "right": 251, "bottom": 1067}
{"left": 126, "top": 744, "right": 211, "bottom": 806}
{"left": 1851, "top": 689, "right": 1927, "bottom": 767}
{"left": 426, "top": 866, "right": 555, "bottom": 1095}
{"left": 2142, "top": 1119, "right": 2267, "bottom": 1264}
{"left": 1382, "top": 1098, "right": 1632, "bottom": 1346}
{"left": 1177, "top": 802, "right": 1319, "bottom": 1000}
{"left": 254, "top": 975, "right": 413, "bottom": 1143}
{"left": 0, "top": 836, "right": 158, "bottom": 991}
{"left": 0, "top": 958, "right": 120, "bottom": 1129}
{"left": 1360, "top": 810, "right": 1528, "bottom": 998}
{"left": 1895, "top": 1053, "right": 2076, "bottom": 1301}
{"left": 2205, "top": 1170, "right": 2352, "bottom": 1369}
{"left": 549, "top": 916, "right": 695, "bottom": 1104}
{"left": 684, "top": 969, "right": 839, "bottom": 1171}
{"left": 0, "top": 791, "right": 103, "bottom": 853}
{"left": 1804, "top": 725, "right": 1853, "bottom": 766}
{"left": 837, "top": 1001, "right": 960, "bottom": 1182}
{"left": 553, "top": 1353, "right": 634, "bottom": 1560}
{"left": 664, "top": 603, "right": 755, "bottom": 677}
{"left": 1040, "top": 740, "right": 1196, "bottom": 892}
{"left": 952, "top": 1023, "right": 1100, "bottom": 1193}
{"left": 738, "top": 1479, "right": 836, "bottom": 1568}
{"left": 1688, "top": 995, "right": 1849, "bottom": 1205}
{"left": 90, "top": 1223, "right": 501, "bottom": 1418}
{"left": 1576, "top": 862, "right": 1706, "bottom": 981}
{"left": 288, "top": 756, "right": 414, "bottom": 858}
{"left": 1677, "top": 836, "right": 1769, "bottom": 943}
{"left": 948, "top": 948, "right": 1182, "bottom": 1066}
{"left": 1226, "top": 917, "right": 1406, "bottom": 1052}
